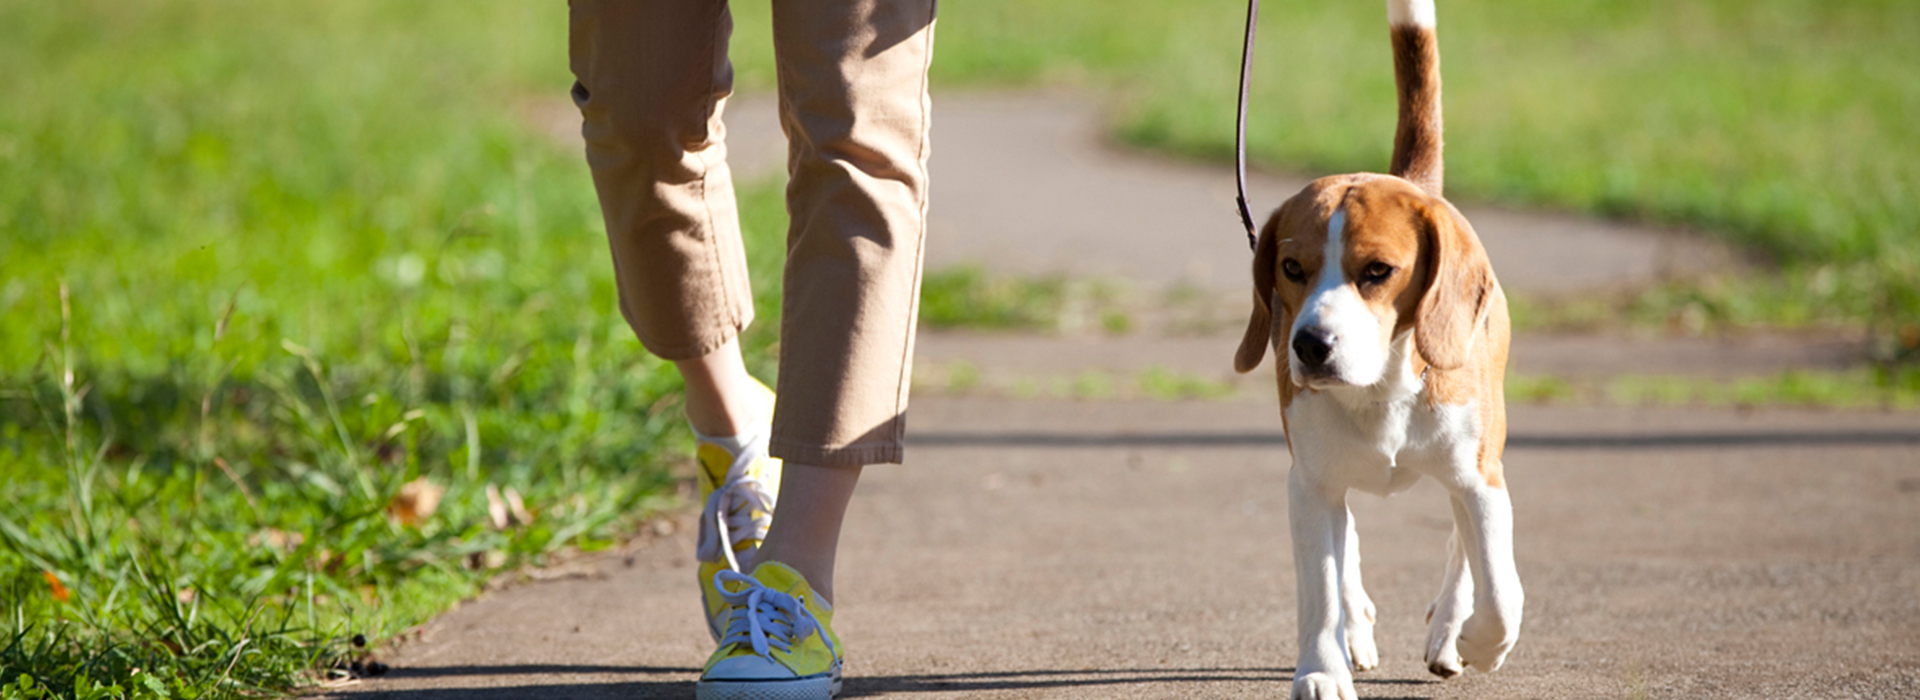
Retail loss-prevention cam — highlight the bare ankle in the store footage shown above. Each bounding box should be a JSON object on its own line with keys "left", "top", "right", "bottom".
{"left": 754, "top": 462, "right": 863, "bottom": 607}
{"left": 753, "top": 548, "right": 835, "bottom": 605}
{"left": 675, "top": 338, "right": 768, "bottom": 437}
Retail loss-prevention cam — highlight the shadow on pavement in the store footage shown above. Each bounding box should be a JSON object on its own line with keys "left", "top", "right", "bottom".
{"left": 351, "top": 664, "right": 1439, "bottom": 699}
{"left": 845, "top": 667, "right": 1436, "bottom": 697}
{"left": 378, "top": 664, "right": 700, "bottom": 679}
{"left": 908, "top": 429, "right": 1920, "bottom": 450}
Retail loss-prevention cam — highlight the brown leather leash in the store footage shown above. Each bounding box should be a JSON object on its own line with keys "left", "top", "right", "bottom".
{"left": 1233, "top": 0, "right": 1261, "bottom": 251}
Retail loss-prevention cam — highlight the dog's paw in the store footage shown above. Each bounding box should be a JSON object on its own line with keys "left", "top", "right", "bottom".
{"left": 1292, "top": 671, "right": 1357, "bottom": 700}
{"left": 1424, "top": 623, "right": 1464, "bottom": 679}
{"left": 1456, "top": 611, "right": 1518, "bottom": 673}
{"left": 1424, "top": 593, "right": 1472, "bottom": 678}
{"left": 1346, "top": 629, "right": 1379, "bottom": 674}
{"left": 1344, "top": 605, "right": 1379, "bottom": 673}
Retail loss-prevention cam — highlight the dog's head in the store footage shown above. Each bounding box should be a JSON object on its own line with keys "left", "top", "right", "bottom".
{"left": 1234, "top": 173, "right": 1495, "bottom": 389}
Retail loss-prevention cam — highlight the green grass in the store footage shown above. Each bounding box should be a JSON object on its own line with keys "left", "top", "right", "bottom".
{"left": 0, "top": 2, "right": 788, "bottom": 697}
{"left": 911, "top": 361, "right": 1237, "bottom": 401}
{"left": 917, "top": 266, "right": 1135, "bottom": 335}
{"left": 1604, "top": 368, "right": 1920, "bottom": 409}
{"left": 1510, "top": 274, "right": 1920, "bottom": 367}
{"left": 1508, "top": 366, "right": 1920, "bottom": 410}
{"left": 917, "top": 267, "right": 1068, "bottom": 331}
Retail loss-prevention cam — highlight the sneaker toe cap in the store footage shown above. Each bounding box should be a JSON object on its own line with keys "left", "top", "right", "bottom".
{"left": 705, "top": 654, "right": 803, "bottom": 681}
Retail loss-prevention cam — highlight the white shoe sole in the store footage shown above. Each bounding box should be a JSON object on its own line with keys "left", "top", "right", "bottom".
{"left": 695, "top": 673, "right": 838, "bottom": 700}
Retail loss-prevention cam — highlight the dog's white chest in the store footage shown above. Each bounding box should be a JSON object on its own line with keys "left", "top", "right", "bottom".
{"left": 1285, "top": 381, "right": 1480, "bottom": 496}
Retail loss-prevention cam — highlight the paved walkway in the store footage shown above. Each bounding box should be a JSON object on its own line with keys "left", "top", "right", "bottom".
{"left": 335, "top": 400, "right": 1920, "bottom": 699}
{"left": 353, "top": 91, "right": 1920, "bottom": 698}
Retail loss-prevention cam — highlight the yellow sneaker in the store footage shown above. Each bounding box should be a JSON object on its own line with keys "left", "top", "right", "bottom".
{"left": 695, "top": 381, "right": 782, "bottom": 642}
{"left": 696, "top": 562, "right": 842, "bottom": 700}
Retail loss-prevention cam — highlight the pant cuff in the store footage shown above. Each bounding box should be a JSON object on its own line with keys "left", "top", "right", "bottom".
{"left": 632, "top": 308, "right": 752, "bottom": 362}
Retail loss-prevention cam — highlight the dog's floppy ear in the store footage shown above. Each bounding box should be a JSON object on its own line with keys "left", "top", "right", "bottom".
{"left": 1234, "top": 215, "right": 1281, "bottom": 373}
{"left": 1414, "top": 200, "right": 1495, "bottom": 371}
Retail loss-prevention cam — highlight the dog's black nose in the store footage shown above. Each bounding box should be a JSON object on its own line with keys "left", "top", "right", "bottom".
{"left": 1292, "top": 328, "right": 1334, "bottom": 368}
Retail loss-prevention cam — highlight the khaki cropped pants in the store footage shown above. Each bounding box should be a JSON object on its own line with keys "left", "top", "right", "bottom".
{"left": 568, "top": 1, "right": 935, "bottom": 466}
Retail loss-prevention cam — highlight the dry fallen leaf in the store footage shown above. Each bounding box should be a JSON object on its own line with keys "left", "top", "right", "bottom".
{"left": 249, "top": 528, "right": 306, "bottom": 552}
{"left": 386, "top": 478, "right": 445, "bottom": 526}
{"left": 312, "top": 548, "right": 341, "bottom": 574}
{"left": 486, "top": 484, "right": 534, "bottom": 529}
{"left": 466, "top": 550, "right": 507, "bottom": 570}
{"left": 504, "top": 486, "right": 532, "bottom": 526}
{"left": 485, "top": 484, "right": 510, "bottom": 530}
{"left": 42, "top": 571, "right": 68, "bottom": 602}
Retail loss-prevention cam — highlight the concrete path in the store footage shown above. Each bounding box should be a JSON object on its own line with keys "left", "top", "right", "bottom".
{"left": 334, "top": 399, "right": 1920, "bottom": 699}
{"left": 364, "top": 90, "right": 1920, "bottom": 699}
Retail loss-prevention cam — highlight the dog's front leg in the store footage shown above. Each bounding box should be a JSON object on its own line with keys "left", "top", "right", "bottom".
{"left": 1423, "top": 520, "right": 1473, "bottom": 677}
{"left": 1448, "top": 475, "right": 1523, "bottom": 672}
{"left": 1340, "top": 511, "right": 1379, "bottom": 673}
{"left": 1289, "top": 468, "right": 1357, "bottom": 700}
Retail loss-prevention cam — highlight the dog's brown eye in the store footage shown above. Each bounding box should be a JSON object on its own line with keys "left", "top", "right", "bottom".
{"left": 1281, "top": 259, "right": 1306, "bottom": 282}
{"left": 1361, "top": 262, "right": 1395, "bottom": 284}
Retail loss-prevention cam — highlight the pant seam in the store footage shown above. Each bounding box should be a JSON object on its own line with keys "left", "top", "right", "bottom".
{"left": 697, "top": 0, "right": 744, "bottom": 337}
{"left": 887, "top": 2, "right": 938, "bottom": 458}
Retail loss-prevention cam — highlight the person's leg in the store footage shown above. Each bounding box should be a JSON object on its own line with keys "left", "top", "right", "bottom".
{"left": 697, "top": 3, "right": 935, "bottom": 696}
{"left": 752, "top": 463, "right": 861, "bottom": 603}
{"left": 569, "top": 0, "right": 783, "bottom": 646}
{"left": 760, "top": 0, "right": 938, "bottom": 602}
{"left": 568, "top": 0, "right": 754, "bottom": 371}
{"left": 677, "top": 336, "right": 770, "bottom": 438}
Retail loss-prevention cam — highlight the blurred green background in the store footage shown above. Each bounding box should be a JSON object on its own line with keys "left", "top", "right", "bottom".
{"left": 2, "top": 0, "right": 1915, "bottom": 697}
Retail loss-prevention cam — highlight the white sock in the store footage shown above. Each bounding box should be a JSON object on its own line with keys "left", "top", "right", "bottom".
{"left": 692, "top": 423, "right": 768, "bottom": 456}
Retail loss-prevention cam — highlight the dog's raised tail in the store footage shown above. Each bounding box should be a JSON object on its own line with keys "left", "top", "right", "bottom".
{"left": 1388, "top": 0, "right": 1443, "bottom": 197}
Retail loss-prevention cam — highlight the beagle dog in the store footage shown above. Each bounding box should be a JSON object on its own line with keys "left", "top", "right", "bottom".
{"left": 1232, "top": 1, "right": 1521, "bottom": 697}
